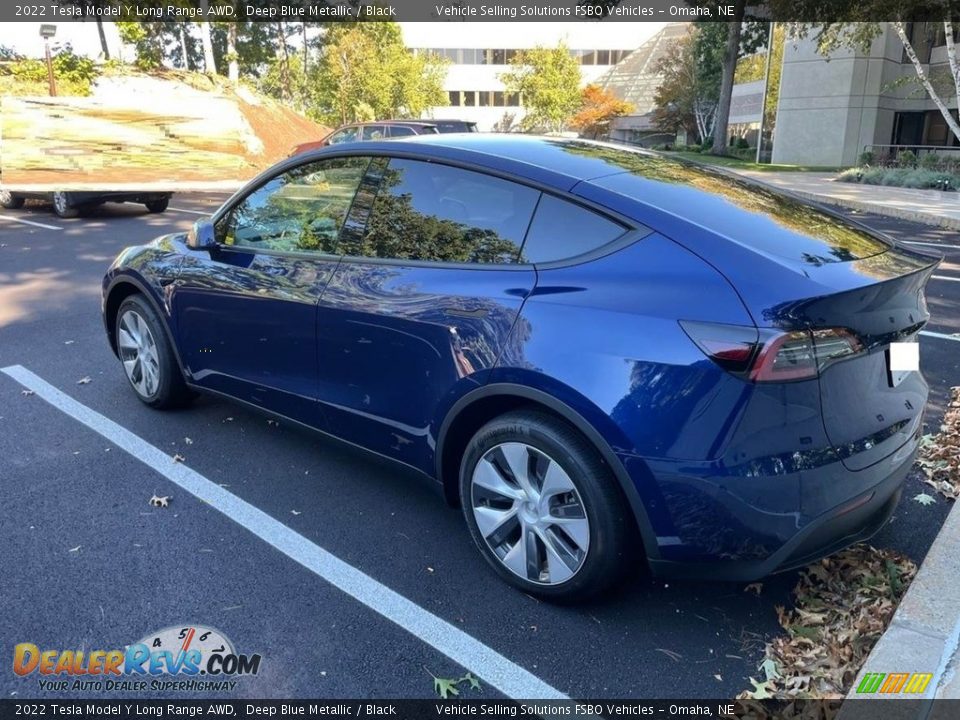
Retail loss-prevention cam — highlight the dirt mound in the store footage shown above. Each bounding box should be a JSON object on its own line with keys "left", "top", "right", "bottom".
{"left": 1, "top": 69, "right": 330, "bottom": 190}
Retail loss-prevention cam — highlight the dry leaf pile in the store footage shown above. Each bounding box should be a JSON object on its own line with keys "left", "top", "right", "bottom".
{"left": 917, "top": 386, "right": 960, "bottom": 500}
{"left": 739, "top": 544, "right": 916, "bottom": 701}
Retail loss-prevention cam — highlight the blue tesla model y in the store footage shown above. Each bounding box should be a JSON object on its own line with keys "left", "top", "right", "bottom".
{"left": 102, "top": 135, "right": 939, "bottom": 600}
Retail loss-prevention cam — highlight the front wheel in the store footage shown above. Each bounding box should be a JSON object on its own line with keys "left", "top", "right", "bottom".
{"left": 145, "top": 198, "right": 169, "bottom": 213}
{"left": 459, "top": 409, "right": 633, "bottom": 602}
{"left": 115, "top": 294, "right": 193, "bottom": 409}
{"left": 0, "top": 190, "right": 24, "bottom": 209}
{"left": 52, "top": 192, "right": 79, "bottom": 218}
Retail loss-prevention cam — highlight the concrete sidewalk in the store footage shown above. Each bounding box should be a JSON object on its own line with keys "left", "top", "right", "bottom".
{"left": 731, "top": 170, "right": 960, "bottom": 231}
{"left": 840, "top": 495, "right": 960, "bottom": 714}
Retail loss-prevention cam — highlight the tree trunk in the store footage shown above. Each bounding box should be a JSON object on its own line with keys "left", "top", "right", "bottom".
{"left": 179, "top": 24, "right": 190, "bottom": 70}
{"left": 227, "top": 22, "right": 239, "bottom": 85}
{"left": 711, "top": 2, "right": 746, "bottom": 155}
{"left": 277, "top": 23, "right": 291, "bottom": 101}
{"left": 95, "top": 17, "right": 110, "bottom": 59}
{"left": 199, "top": 0, "right": 217, "bottom": 75}
{"left": 894, "top": 21, "right": 960, "bottom": 143}
{"left": 302, "top": 21, "right": 308, "bottom": 75}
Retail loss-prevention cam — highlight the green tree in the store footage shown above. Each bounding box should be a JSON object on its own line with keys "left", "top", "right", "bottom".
{"left": 499, "top": 42, "right": 582, "bottom": 133}
{"left": 654, "top": 29, "right": 717, "bottom": 142}
{"left": 313, "top": 22, "right": 447, "bottom": 125}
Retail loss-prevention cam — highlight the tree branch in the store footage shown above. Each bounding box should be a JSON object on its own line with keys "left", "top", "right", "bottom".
{"left": 893, "top": 21, "right": 960, "bottom": 143}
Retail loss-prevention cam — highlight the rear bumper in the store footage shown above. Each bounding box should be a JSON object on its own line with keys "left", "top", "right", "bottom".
{"left": 647, "top": 441, "right": 915, "bottom": 581}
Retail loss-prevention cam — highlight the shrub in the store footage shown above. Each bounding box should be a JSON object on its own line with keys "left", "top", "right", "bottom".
{"left": 837, "top": 168, "right": 862, "bottom": 183}
{"left": 857, "top": 150, "right": 875, "bottom": 166}
{"left": 897, "top": 150, "right": 917, "bottom": 167}
{"left": 919, "top": 152, "right": 941, "bottom": 170}
{"left": 736, "top": 137, "right": 750, "bottom": 149}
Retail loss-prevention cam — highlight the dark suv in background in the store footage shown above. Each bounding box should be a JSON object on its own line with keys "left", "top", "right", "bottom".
{"left": 289, "top": 119, "right": 478, "bottom": 156}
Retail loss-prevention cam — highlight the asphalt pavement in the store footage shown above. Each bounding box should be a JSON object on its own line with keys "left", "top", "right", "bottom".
{"left": 1, "top": 194, "right": 958, "bottom": 701}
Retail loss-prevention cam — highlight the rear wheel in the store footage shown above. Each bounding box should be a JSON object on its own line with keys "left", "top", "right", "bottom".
{"left": 52, "top": 192, "right": 79, "bottom": 218}
{"left": 115, "top": 294, "right": 193, "bottom": 409}
{"left": 0, "top": 190, "right": 24, "bottom": 209}
{"left": 145, "top": 198, "right": 169, "bottom": 213}
{"left": 459, "top": 409, "right": 632, "bottom": 601}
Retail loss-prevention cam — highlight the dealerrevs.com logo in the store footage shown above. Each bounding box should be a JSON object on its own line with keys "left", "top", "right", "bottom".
{"left": 13, "top": 625, "right": 262, "bottom": 692}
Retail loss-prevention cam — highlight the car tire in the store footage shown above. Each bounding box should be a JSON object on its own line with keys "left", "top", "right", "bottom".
{"left": 115, "top": 294, "right": 193, "bottom": 409}
{"left": 52, "top": 192, "right": 79, "bottom": 218}
{"left": 0, "top": 190, "right": 24, "bottom": 209}
{"left": 145, "top": 199, "right": 169, "bottom": 213}
{"left": 459, "top": 409, "right": 633, "bottom": 602}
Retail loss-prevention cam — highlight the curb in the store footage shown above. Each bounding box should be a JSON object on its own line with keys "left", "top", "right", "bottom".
{"left": 786, "top": 189, "right": 960, "bottom": 232}
{"left": 839, "top": 495, "right": 960, "bottom": 715}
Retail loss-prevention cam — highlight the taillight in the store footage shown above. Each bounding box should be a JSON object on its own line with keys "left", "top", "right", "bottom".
{"left": 680, "top": 322, "right": 864, "bottom": 383}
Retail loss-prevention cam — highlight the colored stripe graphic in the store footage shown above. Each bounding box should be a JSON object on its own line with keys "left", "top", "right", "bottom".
{"left": 856, "top": 673, "right": 886, "bottom": 693}
{"left": 880, "top": 673, "right": 909, "bottom": 693}
{"left": 904, "top": 674, "right": 933, "bottom": 694}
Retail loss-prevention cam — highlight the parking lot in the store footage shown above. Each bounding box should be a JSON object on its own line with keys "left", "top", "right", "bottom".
{"left": 1, "top": 193, "right": 958, "bottom": 700}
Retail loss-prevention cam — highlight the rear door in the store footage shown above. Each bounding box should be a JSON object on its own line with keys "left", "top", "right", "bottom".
{"left": 315, "top": 157, "right": 540, "bottom": 472}
{"left": 172, "top": 156, "right": 370, "bottom": 424}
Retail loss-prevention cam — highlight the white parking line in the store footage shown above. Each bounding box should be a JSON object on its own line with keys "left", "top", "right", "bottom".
{"left": 902, "top": 241, "right": 960, "bottom": 250}
{"left": 921, "top": 330, "right": 960, "bottom": 342}
{"left": 0, "top": 214, "right": 62, "bottom": 230}
{"left": 932, "top": 275, "right": 960, "bottom": 283}
{"left": 0, "top": 364, "right": 567, "bottom": 702}
{"left": 168, "top": 207, "right": 211, "bottom": 216}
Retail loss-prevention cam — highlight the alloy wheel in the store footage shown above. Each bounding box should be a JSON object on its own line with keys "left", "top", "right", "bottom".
{"left": 118, "top": 310, "right": 161, "bottom": 398}
{"left": 470, "top": 442, "right": 590, "bottom": 585}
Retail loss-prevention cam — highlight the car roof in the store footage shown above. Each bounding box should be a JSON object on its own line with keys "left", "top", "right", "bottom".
{"left": 310, "top": 134, "right": 648, "bottom": 191}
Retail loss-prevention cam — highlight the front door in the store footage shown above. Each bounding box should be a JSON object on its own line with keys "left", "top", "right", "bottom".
{"left": 172, "top": 156, "right": 371, "bottom": 425}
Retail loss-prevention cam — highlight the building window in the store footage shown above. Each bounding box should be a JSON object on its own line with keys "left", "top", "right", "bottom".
{"left": 505, "top": 49, "right": 517, "bottom": 64}
{"left": 449, "top": 91, "right": 461, "bottom": 107}
{"left": 491, "top": 49, "right": 506, "bottom": 64}
{"left": 493, "top": 91, "right": 505, "bottom": 107}
{"left": 464, "top": 91, "right": 476, "bottom": 107}
{"left": 597, "top": 50, "right": 610, "bottom": 65}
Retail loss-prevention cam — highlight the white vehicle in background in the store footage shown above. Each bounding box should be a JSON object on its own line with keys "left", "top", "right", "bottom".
{"left": 0, "top": 189, "right": 173, "bottom": 218}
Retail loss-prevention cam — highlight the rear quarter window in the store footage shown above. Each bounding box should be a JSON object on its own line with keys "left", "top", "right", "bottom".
{"left": 520, "top": 194, "right": 627, "bottom": 264}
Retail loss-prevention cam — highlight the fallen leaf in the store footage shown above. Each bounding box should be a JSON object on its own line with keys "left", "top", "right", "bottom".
{"left": 714, "top": 674, "right": 723, "bottom": 681}
{"left": 68, "top": 546, "right": 81, "bottom": 553}
{"left": 184, "top": 437, "right": 194, "bottom": 445}
{"left": 913, "top": 492, "right": 936, "bottom": 506}
{"left": 744, "top": 582, "right": 763, "bottom": 595}
{"left": 149, "top": 495, "right": 171, "bottom": 508}
{"left": 21, "top": 390, "right": 34, "bottom": 396}
{"left": 460, "top": 672, "right": 481, "bottom": 690}
{"left": 77, "top": 377, "right": 92, "bottom": 385}
{"left": 172, "top": 454, "right": 185, "bottom": 463}
{"left": 64, "top": 340, "right": 75, "bottom": 345}
{"left": 290, "top": 510, "right": 301, "bottom": 516}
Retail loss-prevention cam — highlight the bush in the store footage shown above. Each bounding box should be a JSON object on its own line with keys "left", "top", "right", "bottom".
{"left": 736, "top": 137, "right": 750, "bottom": 149}
{"left": 897, "top": 150, "right": 917, "bottom": 167}
{"left": 919, "top": 152, "right": 941, "bottom": 170}
{"left": 858, "top": 151, "right": 875, "bottom": 166}
{"left": 837, "top": 165, "right": 960, "bottom": 189}
{"left": 700, "top": 136, "right": 713, "bottom": 152}
{"left": 9, "top": 46, "right": 98, "bottom": 95}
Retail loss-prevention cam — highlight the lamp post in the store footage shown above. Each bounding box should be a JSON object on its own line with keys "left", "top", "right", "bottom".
{"left": 39, "top": 24, "right": 57, "bottom": 97}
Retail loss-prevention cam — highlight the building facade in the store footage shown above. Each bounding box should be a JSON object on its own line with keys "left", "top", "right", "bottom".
{"left": 771, "top": 23, "right": 959, "bottom": 166}
{"left": 400, "top": 24, "right": 651, "bottom": 131}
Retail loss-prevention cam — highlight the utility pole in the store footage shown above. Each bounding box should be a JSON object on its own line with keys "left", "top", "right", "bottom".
{"left": 40, "top": 24, "right": 57, "bottom": 97}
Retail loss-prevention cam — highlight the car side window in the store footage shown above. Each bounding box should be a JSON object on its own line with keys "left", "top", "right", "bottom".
{"left": 362, "top": 125, "right": 387, "bottom": 140}
{"left": 519, "top": 194, "right": 628, "bottom": 263}
{"left": 215, "top": 157, "right": 371, "bottom": 254}
{"left": 328, "top": 127, "right": 358, "bottom": 144}
{"left": 388, "top": 125, "right": 417, "bottom": 137}
{"left": 348, "top": 158, "right": 539, "bottom": 264}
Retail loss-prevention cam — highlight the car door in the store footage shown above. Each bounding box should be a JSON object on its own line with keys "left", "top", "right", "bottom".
{"left": 316, "top": 157, "right": 540, "bottom": 473}
{"left": 172, "top": 155, "right": 371, "bottom": 425}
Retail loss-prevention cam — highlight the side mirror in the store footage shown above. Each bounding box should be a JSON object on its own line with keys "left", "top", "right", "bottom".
{"left": 186, "top": 218, "right": 216, "bottom": 250}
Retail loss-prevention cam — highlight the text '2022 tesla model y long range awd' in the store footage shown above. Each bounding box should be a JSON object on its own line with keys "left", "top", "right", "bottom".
{"left": 101, "top": 135, "right": 940, "bottom": 601}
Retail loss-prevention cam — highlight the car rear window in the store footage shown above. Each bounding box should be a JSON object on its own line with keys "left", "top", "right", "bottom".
{"left": 520, "top": 194, "right": 627, "bottom": 263}
{"left": 353, "top": 158, "right": 539, "bottom": 264}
